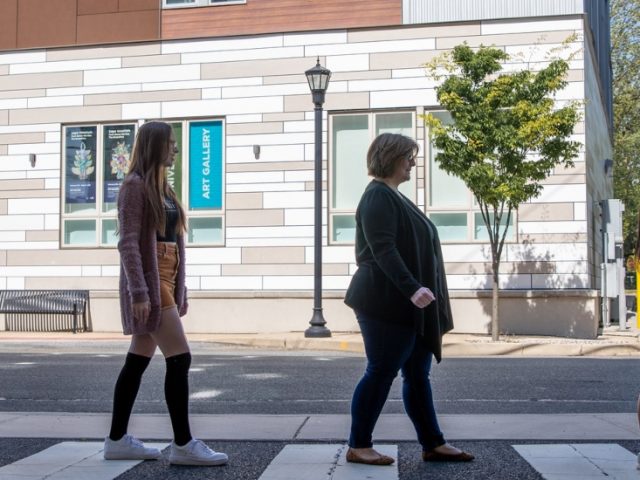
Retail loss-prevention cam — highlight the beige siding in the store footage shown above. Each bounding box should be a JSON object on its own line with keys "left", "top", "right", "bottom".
{"left": 226, "top": 193, "right": 263, "bottom": 210}
{"left": 26, "top": 230, "right": 59, "bottom": 241}
{"left": 242, "top": 246, "right": 306, "bottom": 264}
{"left": 519, "top": 203, "right": 575, "bottom": 222}
{"left": 226, "top": 122, "right": 284, "bottom": 135}
{"left": 201, "top": 58, "right": 318, "bottom": 80}
{"left": 0, "top": 71, "right": 83, "bottom": 90}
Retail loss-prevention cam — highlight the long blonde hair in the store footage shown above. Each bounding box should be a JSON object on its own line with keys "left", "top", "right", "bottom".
{"left": 126, "top": 121, "right": 186, "bottom": 235}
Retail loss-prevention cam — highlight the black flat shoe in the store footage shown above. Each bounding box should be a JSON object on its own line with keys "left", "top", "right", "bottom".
{"left": 346, "top": 448, "right": 395, "bottom": 465}
{"left": 422, "top": 450, "right": 475, "bottom": 462}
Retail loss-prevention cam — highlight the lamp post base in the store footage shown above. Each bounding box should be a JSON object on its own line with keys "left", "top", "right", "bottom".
{"left": 305, "top": 308, "right": 331, "bottom": 338}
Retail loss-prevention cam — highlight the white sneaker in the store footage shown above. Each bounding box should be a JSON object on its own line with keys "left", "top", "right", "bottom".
{"left": 169, "top": 439, "right": 228, "bottom": 466}
{"left": 103, "top": 434, "right": 162, "bottom": 460}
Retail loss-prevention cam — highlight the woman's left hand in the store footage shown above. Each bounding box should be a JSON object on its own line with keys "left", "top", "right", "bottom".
{"left": 410, "top": 287, "right": 435, "bottom": 308}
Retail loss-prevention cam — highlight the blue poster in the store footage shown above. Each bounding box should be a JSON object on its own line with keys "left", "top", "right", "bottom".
{"left": 189, "top": 121, "right": 223, "bottom": 210}
{"left": 65, "top": 126, "right": 97, "bottom": 205}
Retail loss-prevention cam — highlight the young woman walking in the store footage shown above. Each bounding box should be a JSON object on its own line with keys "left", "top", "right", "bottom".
{"left": 103, "top": 121, "right": 227, "bottom": 466}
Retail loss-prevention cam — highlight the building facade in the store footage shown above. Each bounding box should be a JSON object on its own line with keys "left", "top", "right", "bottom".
{"left": 0, "top": 0, "right": 612, "bottom": 337}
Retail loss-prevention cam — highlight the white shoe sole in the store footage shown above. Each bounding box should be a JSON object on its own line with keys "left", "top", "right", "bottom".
{"left": 169, "top": 456, "right": 228, "bottom": 466}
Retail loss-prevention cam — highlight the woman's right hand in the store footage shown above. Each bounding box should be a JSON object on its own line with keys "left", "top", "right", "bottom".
{"left": 410, "top": 287, "right": 435, "bottom": 308}
{"left": 132, "top": 301, "right": 151, "bottom": 322}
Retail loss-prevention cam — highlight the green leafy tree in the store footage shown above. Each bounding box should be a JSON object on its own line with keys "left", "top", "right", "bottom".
{"left": 611, "top": 0, "right": 640, "bottom": 255}
{"left": 425, "top": 43, "right": 581, "bottom": 340}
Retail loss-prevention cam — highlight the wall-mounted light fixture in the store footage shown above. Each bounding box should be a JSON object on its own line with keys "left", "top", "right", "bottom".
{"left": 28, "top": 153, "right": 36, "bottom": 168}
{"left": 253, "top": 145, "right": 261, "bottom": 160}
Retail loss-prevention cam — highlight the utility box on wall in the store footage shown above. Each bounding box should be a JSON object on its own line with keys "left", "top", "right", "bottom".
{"left": 600, "top": 199, "right": 626, "bottom": 327}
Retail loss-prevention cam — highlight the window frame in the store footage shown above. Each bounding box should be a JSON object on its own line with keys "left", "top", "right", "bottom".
{"left": 174, "top": 117, "right": 226, "bottom": 247}
{"left": 60, "top": 121, "right": 138, "bottom": 249}
{"left": 60, "top": 117, "right": 227, "bottom": 248}
{"left": 163, "top": 0, "right": 246, "bottom": 8}
{"left": 327, "top": 109, "right": 417, "bottom": 245}
{"left": 424, "top": 109, "right": 517, "bottom": 244}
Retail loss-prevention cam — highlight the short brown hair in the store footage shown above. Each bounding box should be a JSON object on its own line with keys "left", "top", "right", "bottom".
{"left": 366, "top": 133, "right": 418, "bottom": 178}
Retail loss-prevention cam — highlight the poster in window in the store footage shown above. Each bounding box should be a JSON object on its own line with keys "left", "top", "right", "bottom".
{"left": 103, "top": 124, "right": 135, "bottom": 204}
{"left": 168, "top": 122, "right": 183, "bottom": 202}
{"left": 65, "top": 126, "right": 97, "bottom": 205}
{"left": 189, "top": 120, "right": 223, "bottom": 210}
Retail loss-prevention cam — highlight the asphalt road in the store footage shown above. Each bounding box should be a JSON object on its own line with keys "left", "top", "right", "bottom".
{"left": 0, "top": 346, "right": 638, "bottom": 415}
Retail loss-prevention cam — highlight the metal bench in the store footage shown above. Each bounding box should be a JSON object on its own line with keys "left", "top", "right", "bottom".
{"left": 0, "top": 290, "right": 90, "bottom": 333}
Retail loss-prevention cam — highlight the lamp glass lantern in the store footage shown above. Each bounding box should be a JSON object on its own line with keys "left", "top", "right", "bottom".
{"left": 305, "top": 58, "right": 332, "bottom": 104}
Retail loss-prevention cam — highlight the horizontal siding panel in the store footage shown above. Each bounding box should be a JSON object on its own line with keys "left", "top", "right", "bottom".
{"left": 162, "top": 0, "right": 402, "bottom": 40}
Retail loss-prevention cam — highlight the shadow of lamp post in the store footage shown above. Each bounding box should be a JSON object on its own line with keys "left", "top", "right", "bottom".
{"left": 304, "top": 58, "right": 332, "bottom": 338}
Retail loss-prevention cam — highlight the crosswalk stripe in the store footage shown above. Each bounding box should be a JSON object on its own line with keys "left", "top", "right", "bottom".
{"left": 513, "top": 443, "right": 637, "bottom": 480}
{"left": 0, "top": 441, "right": 167, "bottom": 480}
{"left": 258, "top": 444, "right": 398, "bottom": 480}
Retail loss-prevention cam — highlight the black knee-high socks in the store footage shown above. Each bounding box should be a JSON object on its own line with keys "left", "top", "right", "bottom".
{"left": 165, "top": 352, "right": 193, "bottom": 446}
{"left": 109, "top": 352, "right": 151, "bottom": 441}
{"left": 108, "top": 351, "right": 193, "bottom": 446}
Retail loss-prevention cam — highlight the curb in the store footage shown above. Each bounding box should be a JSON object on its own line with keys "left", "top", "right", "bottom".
{"left": 207, "top": 335, "right": 640, "bottom": 357}
{"left": 1, "top": 331, "right": 640, "bottom": 356}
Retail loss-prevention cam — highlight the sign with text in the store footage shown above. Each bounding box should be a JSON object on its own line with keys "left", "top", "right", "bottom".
{"left": 189, "top": 120, "right": 222, "bottom": 210}
{"left": 103, "top": 124, "right": 135, "bottom": 205}
{"left": 65, "top": 126, "right": 97, "bottom": 205}
{"left": 168, "top": 122, "right": 183, "bottom": 202}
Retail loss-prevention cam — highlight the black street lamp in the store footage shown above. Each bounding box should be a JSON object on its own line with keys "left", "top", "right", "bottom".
{"left": 304, "top": 58, "right": 332, "bottom": 338}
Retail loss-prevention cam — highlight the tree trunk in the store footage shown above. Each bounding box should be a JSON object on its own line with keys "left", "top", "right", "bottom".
{"left": 491, "top": 261, "right": 500, "bottom": 341}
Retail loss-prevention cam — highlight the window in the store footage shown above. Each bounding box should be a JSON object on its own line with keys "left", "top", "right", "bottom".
{"left": 163, "top": 0, "right": 246, "bottom": 7}
{"left": 426, "top": 111, "right": 515, "bottom": 243}
{"left": 61, "top": 119, "right": 225, "bottom": 247}
{"left": 62, "top": 123, "right": 135, "bottom": 247}
{"left": 329, "top": 111, "right": 415, "bottom": 244}
{"left": 184, "top": 120, "right": 225, "bottom": 245}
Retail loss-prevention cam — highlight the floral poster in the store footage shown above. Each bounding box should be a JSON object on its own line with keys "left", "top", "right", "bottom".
{"left": 168, "top": 122, "right": 182, "bottom": 202}
{"left": 103, "top": 124, "right": 135, "bottom": 204}
{"left": 65, "top": 126, "right": 97, "bottom": 205}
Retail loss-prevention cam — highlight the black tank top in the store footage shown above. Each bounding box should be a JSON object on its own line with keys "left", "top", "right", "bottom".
{"left": 157, "top": 196, "right": 178, "bottom": 242}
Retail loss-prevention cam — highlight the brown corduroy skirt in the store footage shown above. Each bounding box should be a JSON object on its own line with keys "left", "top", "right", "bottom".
{"left": 157, "top": 241, "right": 178, "bottom": 310}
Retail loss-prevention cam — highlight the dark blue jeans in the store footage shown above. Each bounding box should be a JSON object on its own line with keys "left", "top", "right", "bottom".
{"left": 349, "top": 310, "right": 445, "bottom": 451}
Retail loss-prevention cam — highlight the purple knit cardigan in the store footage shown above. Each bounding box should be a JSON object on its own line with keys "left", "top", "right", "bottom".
{"left": 117, "top": 173, "right": 188, "bottom": 335}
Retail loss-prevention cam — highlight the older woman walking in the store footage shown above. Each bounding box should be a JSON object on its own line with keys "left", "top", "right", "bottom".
{"left": 344, "top": 133, "right": 474, "bottom": 466}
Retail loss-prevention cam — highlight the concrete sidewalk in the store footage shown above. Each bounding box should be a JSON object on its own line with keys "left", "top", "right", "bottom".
{"left": 0, "top": 412, "right": 637, "bottom": 441}
{"left": 0, "top": 326, "right": 639, "bottom": 356}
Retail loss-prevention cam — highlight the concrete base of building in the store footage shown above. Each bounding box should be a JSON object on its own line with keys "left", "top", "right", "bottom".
{"left": 80, "top": 289, "right": 601, "bottom": 339}
{"left": 450, "top": 289, "right": 601, "bottom": 338}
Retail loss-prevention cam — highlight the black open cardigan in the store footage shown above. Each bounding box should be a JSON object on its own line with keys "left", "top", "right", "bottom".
{"left": 344, "top": 180, "right": 454, "bottom": 362}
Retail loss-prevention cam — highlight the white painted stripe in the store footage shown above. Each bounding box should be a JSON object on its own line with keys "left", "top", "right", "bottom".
{"left": 239, "top": 373, "right": 284, "bottom": 380}
{"left": 0, "top": 441, "right": 167, "bottom": 480}
{"left": 190, "top": 389, "right": 223, "bottom": 399}
{"left": 513, "top": 443, "right": 637, "bottom": 479}
{"left": 258, "top": 444, "right": 398, "bottom": 480}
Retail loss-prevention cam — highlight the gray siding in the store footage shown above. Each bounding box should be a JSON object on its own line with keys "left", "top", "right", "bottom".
{"left": 584, "top": 0, "right": 612, "bottom": 132}
{"left": 402, "top": 0, "right": 612, "bottom": 131}
{"left": 402, "top": 0, "right": 583, "bottom": 24}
